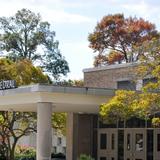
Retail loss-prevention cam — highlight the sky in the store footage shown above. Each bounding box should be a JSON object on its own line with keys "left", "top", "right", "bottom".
{"left": 0, "top": 0, "right": 160, "bottom": 80}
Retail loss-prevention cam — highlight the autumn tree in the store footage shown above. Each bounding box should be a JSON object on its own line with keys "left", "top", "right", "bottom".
{"left": 0, "top": 58, "right": 49, "bottom": 160}
{"left": 100, "top": 38, "right": 160, "bottom": 126}
{"left": 0, "top": 111, "right": 37, "bottom": 160}
{"left": 88, "top": 14, "right": 158, "bottom": 66}
{"left": 0, "top": 8, "right": 69, "bottom": 79}
{"left": 0, "top": 58, "right": 66, "bottom": 160}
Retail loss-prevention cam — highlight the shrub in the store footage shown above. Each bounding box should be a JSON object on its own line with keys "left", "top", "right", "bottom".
{"left": 15, "top": 145, "right": 36, "bottom": 160}
{"left": 78, "top": 154, "right": 94, "bottom": 160}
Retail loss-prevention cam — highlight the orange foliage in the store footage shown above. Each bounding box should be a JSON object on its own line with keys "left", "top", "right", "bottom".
{"left": 89, "top": 14, "right": 158, "bottom": 64}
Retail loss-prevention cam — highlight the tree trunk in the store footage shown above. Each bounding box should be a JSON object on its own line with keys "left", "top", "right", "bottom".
{"left": 9, "top": 139, "right": 17, "bottom": 160}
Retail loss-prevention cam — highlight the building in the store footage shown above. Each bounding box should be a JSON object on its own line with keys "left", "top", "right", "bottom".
{"left": 17, "top": 129, "right": 66, "bottom": 155}
{"left": 81, "top": 63, "right": 160, "bottom": 160}
{"left": 0, "top": 63, "right": 159, "bottom": 160}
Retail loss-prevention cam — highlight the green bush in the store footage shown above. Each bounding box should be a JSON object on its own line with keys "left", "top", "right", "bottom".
{"left": 78, "top": 154, "right": 94, "bottom": 160}
{"left": 15, "top": 145, "right": 36, "bottom": 160}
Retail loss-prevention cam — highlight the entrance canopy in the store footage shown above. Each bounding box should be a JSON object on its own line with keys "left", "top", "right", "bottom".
{"left": 0, "top": 84, "right": 115, "bottom": 113}
{"left": 0, "top": 84, "right": 115, "bottom": 160}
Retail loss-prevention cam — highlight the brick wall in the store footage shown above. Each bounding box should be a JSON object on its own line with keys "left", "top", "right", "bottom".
{"left": 83, "top": 63, "right": 138, "bottom": 89}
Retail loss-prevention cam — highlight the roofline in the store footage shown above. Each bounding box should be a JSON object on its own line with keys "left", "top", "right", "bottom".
{"left": 0, "top": 84, "right": 115, "bottom": 97}
{"left": 83, "top": 62, "right": 138, "bottom": 73}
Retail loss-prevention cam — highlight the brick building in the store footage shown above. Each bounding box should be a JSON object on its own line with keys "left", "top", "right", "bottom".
{"left": 68, "top": 63, "right": 160, "bottom": 160}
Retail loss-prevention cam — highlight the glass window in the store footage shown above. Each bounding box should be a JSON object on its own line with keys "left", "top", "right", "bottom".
{"left": 117, "top": 80, "right": 136, "bottom": 90}
{"left": 143, "top": 77, "right": 157, "bottom": 86}
{"left": 127, "top": 134, "right": 131, "bottom": 150}
{"left": 157, "top": 134, "right": 160, "bottom": 151}
{"left": 62, "top": 147, "right": 66, "bottom": 154}
{"left": 53, "top": 146, "right": 57, "bottom": 153}
{"left": 57, "top": 137, "right": 62, "bottom": 145}
{"left": 100, "top": 157, "right": 106, "bottom": 160}
{"left": 111, "top": 134, "right": 115, "bottom": 150}
{"left": 100, "top": 133, "right": 107, "bottom": 149}
{"left": 135, "top": 134, "right": 143, "bottom": 151}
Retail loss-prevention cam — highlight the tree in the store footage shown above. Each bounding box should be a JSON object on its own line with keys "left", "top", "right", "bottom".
{"left": 88, "top": 14, "right": 158, "bottom": 66}
{"left": 100, "top": 90, "right": 160, "bottom": 124}
{"left": 0, "top": 58, "right": 49, "bottom": 160}
{"left": 100, "top": 38, "right": 160, "bottom": 126}
{"left": 55, "top": 79, "right": 84, "bottom": 87}
{"left": 0, "top": 112, "right": 36, "bottom": 160}
{"left": 0, "top": 8, "right": 69, "bottom": 79}
{"left": 0, "top": 58, "right": 67, "bottom": 160}
{"left": 0, "top": 58, "right": 49, "bottom": 85}
{"left": 52, "top": 113, "right": 66, "bottom": 135}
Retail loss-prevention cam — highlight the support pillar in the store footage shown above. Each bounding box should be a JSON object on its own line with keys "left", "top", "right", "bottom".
{"left": 66, "top": 113, "right": 74, "bottom": 160}
{"left": 37, "top": 102, "right": 52, "bottom": 160}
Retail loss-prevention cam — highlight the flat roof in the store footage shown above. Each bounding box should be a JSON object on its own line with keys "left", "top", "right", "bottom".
{"left": 0, "top": 84, "right": 115, "bottom": 113}
{"left": 83, "top": 62, "right": 138, "bottom": 73}
{"left": 0, "top": 84, "right": 115, "bottom": 96}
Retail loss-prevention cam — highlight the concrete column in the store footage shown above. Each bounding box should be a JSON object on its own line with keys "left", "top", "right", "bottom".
{"left": 66, "top": 113, "right": 74, "bottom": 160}
{"left": 136, "top": 79, "right": 143, "bottom": 90}
{"left": 37, "top": 102, "right": 52, "bottom": 160}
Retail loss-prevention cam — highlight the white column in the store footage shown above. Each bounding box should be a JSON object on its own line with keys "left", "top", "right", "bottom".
{"left": 136, "top": 79, "right": 143, "bottom": 90}
{"left": 37, "top": 102, "right": 52, "bottom": 160}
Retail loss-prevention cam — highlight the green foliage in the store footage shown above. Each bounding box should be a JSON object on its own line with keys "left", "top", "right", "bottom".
{"left": 15, "top": 145, "right": 36, "bottom": 160}
{"left": 152, "top": 117, "right": 160, "bottom": 127}
{"left": 55, "top": 79, "right": 84, "bottom": 87}
{"left": 100, "top": 90, "right": 137, "bottom": 123}
{"left": 0, "top": 58, "right": 49, "bottom": 85}
{"left": 0, "top": 111, "right": 37, "bottom": 160}
{"left": 78, "top": 154, "right": 94, "bottom": 160}
{"left": 0, "top": 8, "right": 69, "bottom": 79}
{"left": 52, "top": 113, "right": 66, "bottom": 135}
{"left": 100, "top": 37, "right": 160, "bottom": 126}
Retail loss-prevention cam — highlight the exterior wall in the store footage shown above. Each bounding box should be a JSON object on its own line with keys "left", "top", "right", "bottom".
{"left": 74, "top": 114, "right": 98, "bottom": 159}
{"left": 84, "top": 63, "right": 138, "bottom": 89}
{"left": 66, "top": 113, "right": 98, "bottom": 160}
{"left": 17, "top": 129, "right": 66, "bottom": 154}
{"left": 52, "top": 132, "right": 66, "bottom": 154}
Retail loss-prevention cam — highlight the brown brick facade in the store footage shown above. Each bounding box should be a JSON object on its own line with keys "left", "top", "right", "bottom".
{"left": 83, "top": 63, "right": 138, "bottom": 89}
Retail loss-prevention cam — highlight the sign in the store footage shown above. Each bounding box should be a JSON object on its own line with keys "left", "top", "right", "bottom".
{"left": 0, "top": 80, "right": 16, "bottom": 90}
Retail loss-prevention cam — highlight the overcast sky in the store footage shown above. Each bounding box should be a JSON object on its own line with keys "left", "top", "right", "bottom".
{"left": 0, "top": 0, "right": 160, "bottom": 80}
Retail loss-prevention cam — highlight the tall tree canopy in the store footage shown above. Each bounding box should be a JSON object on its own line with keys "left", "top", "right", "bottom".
{"left": 0, "top": 58, "right": 66, "bottom": 160}
{"left": 100, "top": 38, "right": 160, "bottom": 125}
{"left": 88, "top": 14, "right": 159, "bottom": 66}
{"left": 0, "top": 8, "right": 69, "bottom": 79}
{"left": 0, "top": 58, "right": 49, "bottom": 85}
{"left": 0, "top": 58, "right": 49, "bottom": 160}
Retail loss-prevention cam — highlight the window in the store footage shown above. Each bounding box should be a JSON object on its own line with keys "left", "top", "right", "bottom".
{"left": 100, "top": 157, "right": 106, "bottom": 160}
{"left": 62, "top": 147, "right": 66, "bottom": 154}
{"left": 143, "top": 77, "right": 157, "bottom": 86}
{"left": 53, "top": 146, "right": 57, "bottom": 153}
{"left": 157, "top": 134, "right": 160, "bottom": 151}
{"left": 57, "top": 137, "right": 62, "bottom": 145}
{"left": 100, "top": 133, "right": 107, "bottom": 149}
{"left": 111, "top": 134, "right": 115, "bottom": 150}
{"left": 127, "top": 134, "right": 131, "bottom": 150}
{"left": 135, "top": 134, "right": 143, "bottom": 151}
{"left": 117, "top": 80, "right": 136, "bottom": 90}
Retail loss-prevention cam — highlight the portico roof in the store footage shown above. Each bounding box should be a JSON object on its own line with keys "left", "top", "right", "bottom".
{"left": 0, "top": 84, "right": 115, "bottom": 113}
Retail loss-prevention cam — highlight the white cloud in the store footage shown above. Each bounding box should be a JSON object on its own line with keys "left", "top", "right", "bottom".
{"left": 121, "top": 0, "right": 160, "bottom": 20}
{"left": 34, "top": 8, "right": 94, "bottom": 24}
{"left": 0, "top": 0, "right": 94, "bottom": 24}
